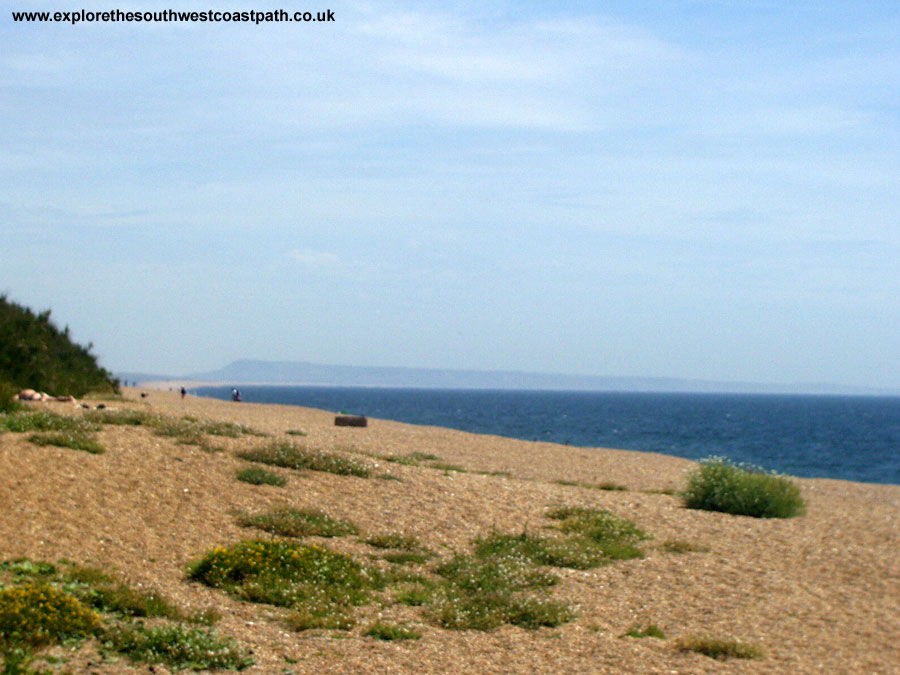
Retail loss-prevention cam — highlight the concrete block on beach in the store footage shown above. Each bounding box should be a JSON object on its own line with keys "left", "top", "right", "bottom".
{"left": 335, "top": 414, "right": 367, "bottom": 427}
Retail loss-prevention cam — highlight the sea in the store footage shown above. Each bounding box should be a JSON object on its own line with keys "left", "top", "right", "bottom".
{"left": 190, "top": 386, "right": 900, "bottom": 486}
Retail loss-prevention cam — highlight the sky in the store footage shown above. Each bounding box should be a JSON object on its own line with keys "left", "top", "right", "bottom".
{"left": 1, "top": 1, "right": 899, "bottom": 390}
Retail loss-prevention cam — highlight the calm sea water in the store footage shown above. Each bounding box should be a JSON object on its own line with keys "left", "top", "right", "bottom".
{"left": 192, "top": 386, "right": 900, "bottom": 485}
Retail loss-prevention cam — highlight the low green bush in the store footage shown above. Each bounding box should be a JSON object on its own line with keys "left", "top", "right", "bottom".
{"left": 236, "top": 467, "right": 286, "bottom": 487}
{"left": 28, "top": 431, "right": 104, "bottom": 454}
{"left": 236, "top": 508, "right": 358, "bottom": 538}
{"left": 674, "top": 635, "right": 762, "bottom": 660}
{"left": 188, "top": 539, "right": 382, "bottom": 629}
{"left": 237, "top": 440, "right": 371, "bottom": 477}
{"left": 681, "top": 457, "right": 805, "bottom": 518}
{"left": 1, "top": 410, "right": 98, "bottom": 434}
{"left": 364, "top": 622, "right": 421, "bottom": 641}
{"left": 0, "top": 583, "right": 102, "bottom": 649}
{"left": 623, "top": 623, "right": 666, "bottom": 639}
{"left": 545, "top": 506, "right": 647, "bottom": 560}
{"left": 0, "top": 380, "right": 21, "bottom": 414}
{"left": 104, "top": 622, "right": 252, "bottom": 671}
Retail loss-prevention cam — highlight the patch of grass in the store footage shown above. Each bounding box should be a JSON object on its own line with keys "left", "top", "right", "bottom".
{"left": 681, "top": 457, "right": 805, "bottom": 519}
{"left": 623, "top": 623, "right": 666, "bottom": 639}
{"left": 104, "top": 622, "right": 253, "bottom": 671}
{"left": 1, "top": 410, "right": 98, "bottom": 434}
{"left": 427, "top": 546, "right": 572, "bottom": 631}
{"left": 83, "top": 409, "right": 149, "bottom": 426}
{"left": 285, "top": 429, "right": 307, "bottom": 436}
{"left": 365, "top": 534, "right": 420, "bottom": 550}
{"left": 237, "top": 440, "right": 372, "bottom": 477}
{"left": 545, "top": 506, "right": 648, "bottom": 560}
{"left": 236, "top": 467, "right": 286, "bottom": 487}
{"left": 554, "top": 479, "right": 628, "bottom": 491}
{"left": 188, "top": 540, "right": 382, "bottom": 631}
{"left": 62, "top": 565, "right": 219, "bottom": 626}
{"left": 383, "top": 552, "right": 433, "bottom": 565}
{"left": 473, "top": 532, "right": 608, "bottom": 570}
{"left": 429, "top": 462, "right": 467, "bottom": 473}
{"left": 394, "top": 583, "right": 435, "bottom": 607}
{"left": 662, "top": 539, "right": 710, "bottom": 554}
{"left": 236, "top": 508, "right": 358, "bottom": 538}
{"left": 386, "top": 452, "right": 440, "bottom": 466}
{"left": 363, "top": 622, "right": 421, "bottom": 641}
{"left": 429, "top": 586, "right": 572, "bottom": 631}
{"left": 375, "top": 473, "right": 403, "bottom": 482}
{"left": 27, "top": 431, "right": 104, "bottom": 454}
{"left": 674, "top": 635, "right": 763, "bottom": 660}
{"left": 475, "top": 470, "right": 512, "bottom": 478}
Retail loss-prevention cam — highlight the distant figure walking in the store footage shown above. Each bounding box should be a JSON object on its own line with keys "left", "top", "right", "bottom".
{"left": 180, "top": 386, "right": 186, "bottom": 399}
{"left": 231, "top": 388, "right": 242, "bottom": 402}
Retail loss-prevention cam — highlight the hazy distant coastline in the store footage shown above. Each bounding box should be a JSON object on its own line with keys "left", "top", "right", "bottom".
{"left": 119, "top": 359, "right": 899, "bottom": 397}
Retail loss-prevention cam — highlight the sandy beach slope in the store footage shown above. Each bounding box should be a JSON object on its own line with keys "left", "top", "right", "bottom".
{"left": 1, "top": 387, "right": 898, "bottom": 673}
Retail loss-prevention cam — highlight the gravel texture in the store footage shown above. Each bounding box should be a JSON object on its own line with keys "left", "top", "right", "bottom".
{"left": 1, "top": 387, "right": 898, "bottom": 674}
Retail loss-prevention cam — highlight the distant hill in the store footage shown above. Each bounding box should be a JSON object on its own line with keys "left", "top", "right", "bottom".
{"left": 182, "top": 359, "right": 895, "bottom": 396}
{"left": 0, "top": 295, "right": 118, "bottom": 397}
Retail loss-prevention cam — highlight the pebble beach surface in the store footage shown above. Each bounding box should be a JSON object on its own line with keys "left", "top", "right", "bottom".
{"left": 2, "top": 387, "right": 898, "bottom": 673}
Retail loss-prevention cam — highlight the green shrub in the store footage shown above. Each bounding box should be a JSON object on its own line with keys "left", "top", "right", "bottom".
{"left": 0, "top": 583, "right": 102, "bottom": 649}
{"left": 383, "top": 551, "right": 432, "bottom": 565}
{"left": 662, "top": 539, "right": 710, "bottom": 554}
{"left": 28, "top": 431, "right": 104, "bottom": 454}
{"left": 285, "top": 429, "right": 307, "bottom": 436}
{"left": 623, "top": 623, "right": 666, "bottom": 639}
{"left": 681, "top": 457, "right": 805, "bottom": 518}
{"left": 237, "top": 441, "right": 371, "bottom": 477}
{"left": 473, "top": 532, "right": 607, "bottom": 570}
{"left": 674, "top": 635, "right": 763, "bottom": 660}
{"left": 0, "top": 380, "right": 21, "bottom": 414}
{"left": 365, "top": 534, "right": 420, "bottom": 550}
{"left": 236, "top": 467, "right": 286, "bottom": 487}
{"left": 363, "top": 622, "right": 421, "bottom": 641}
{"left": 188, "top": 539, "right": 381, "bottom": 620}
{"left": 104, "top": 622, "right": 252, "bottom": 671}
{"left": 1, "top": 410, "right": 98, "bottom": 433}
{"left": 429, "top": 586, "right": 571, "bottom": 631}
{"left": 0, "top": 295, "right": 119, "bottom": 397}
{"left": 545, "top": 507, "right": 647, "bottom": 560}
{"left": 236, "top": 508, "right": 358, "bottom": 538}
{"left": 386, "top": 452, "right": 440, "bottom": 466}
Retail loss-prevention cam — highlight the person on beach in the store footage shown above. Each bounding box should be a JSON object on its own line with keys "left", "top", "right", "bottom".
{"left": 231, "top": 388, "right": 242, "bottom": 402}
{"left": 180, "top": 386, "right": 186, "bottom": 399}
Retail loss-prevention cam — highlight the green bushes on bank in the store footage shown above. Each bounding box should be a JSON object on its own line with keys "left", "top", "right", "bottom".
{"left": 681, "top": 457, "right": 805, "bottom": 519}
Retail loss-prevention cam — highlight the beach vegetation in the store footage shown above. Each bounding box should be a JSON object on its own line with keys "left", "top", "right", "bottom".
{"left": 365, "top": 534, "right": 421, "bottom": 550}
{"left": 545, "top": 506, "right": 648, "bottom": 560}
{"left": 473, "top": 531, "right": 608, "bottom": 570}
{"left": 188, "top": 540, "right": 382, "bottom": 631}
{"left": 383, "top": 551, "right": 433, "bottom": 565}
{"left": 394, "top": 583, "right": 436, "bottom": 607}
{"left": 285, "top": 429, "right": 307, "bottom": 436}
{"left": 236, "top": 467, "right": 287, "bottom": 487}
{"left": 1, "top": 409, "right": 98, "bottom": 434}
{"left": 0, "top": 295, "right": 119, "bottom": 397}
{"left": 236, "top": 508, "right": 359, "bottom": 538}
{"left": 681, "top": 457, "right": 805, "bottom": 518}
{"left": 237, "top": 440, "right": 372, "bottom": 477}
{"left": 0, "top": 380, "right": 21, "bottom": 414}
{"left": 363, "top": 622, "right": 421, "bottom": 641}
{"left": 104, "top": 622, "right": 252, "bottom": 671}
{"left": 674, "top": 635, "right": 762, "bottom": 660}
{"left": 662, "top": 539, "right": 710, "bottom": 554}
{"left": 386, "top": 452, "right": 440, "bottom": 466}
{"left": 27, "top": 430, "right": 105, "bottom": 454}
{"left": 623, "top": 623, "right": 666, "bottom": 639}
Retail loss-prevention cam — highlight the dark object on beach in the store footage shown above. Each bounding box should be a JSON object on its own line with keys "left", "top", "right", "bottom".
{"left": 97, "top": 403, "right": 106, "bottom": 409}
{"left": 335, "top": 415, "right": 367, "bottom": 427}
{"left": 180, "top": 386, "right": 186, "bottom": 399}
{"left": 231, "top": 388, "right": 242, "bottom": 402}
{"left": 140, "top": 392, "right": 148, "bottom": 398}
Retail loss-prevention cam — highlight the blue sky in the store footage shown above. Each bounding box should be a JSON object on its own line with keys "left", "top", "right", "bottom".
{"left": 2, "top": 1, "right": 898, "bottom": 389}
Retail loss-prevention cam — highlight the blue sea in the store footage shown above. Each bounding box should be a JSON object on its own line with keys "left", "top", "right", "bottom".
{"left": 191, "top": 386, "right": 900, "bottom": 485}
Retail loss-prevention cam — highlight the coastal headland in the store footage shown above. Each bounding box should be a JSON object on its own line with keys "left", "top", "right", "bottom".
{"left": 2, "top": 387, "right": 898, "bottom": 673}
